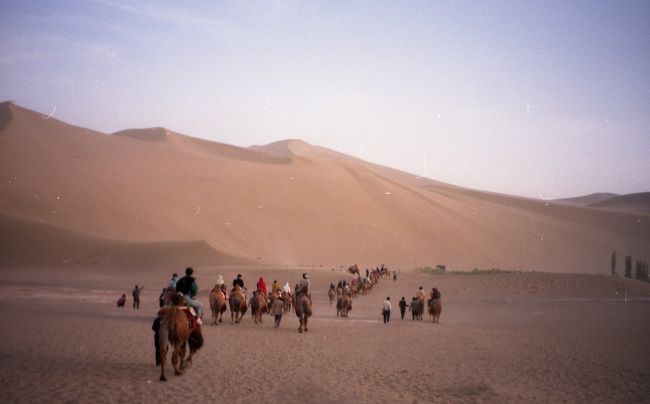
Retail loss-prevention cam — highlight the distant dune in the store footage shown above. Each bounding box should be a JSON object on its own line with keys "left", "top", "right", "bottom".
{"left": 554, "top": 193, "right": 619, "bottom": 206}
{"left": 1, "top": 101, "right": 649, "bottom": 273}
{"left": 587, "top": 192, "right": 650, "bottom": 216}
{"left": 555, "top": 192, "right": 650, "bottom": 216}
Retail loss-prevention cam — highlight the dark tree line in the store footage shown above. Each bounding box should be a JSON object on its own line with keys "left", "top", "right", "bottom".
{"left": 611, "top": 250, "right": 648, "bottom": 282}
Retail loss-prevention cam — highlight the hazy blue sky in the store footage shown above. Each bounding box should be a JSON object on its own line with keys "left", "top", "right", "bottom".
{"left": 1, "top": 0, "right": 648, "bottom": 198}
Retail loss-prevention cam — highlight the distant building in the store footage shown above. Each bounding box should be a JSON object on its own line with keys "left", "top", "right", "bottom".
{"left": 436, "top": 265, "right": 446, "bottom": 272}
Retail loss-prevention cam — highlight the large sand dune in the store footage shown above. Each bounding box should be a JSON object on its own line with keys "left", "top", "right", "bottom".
{"left": 1, "top": 101, "right": 648, "bottom": 273}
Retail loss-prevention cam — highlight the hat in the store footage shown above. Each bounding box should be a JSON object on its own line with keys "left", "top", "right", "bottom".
{"left": 303, "top": 273, "right": 309, "bottom": 279}
{"left": 216, "top": 275, "right": 224, "bottom": 285}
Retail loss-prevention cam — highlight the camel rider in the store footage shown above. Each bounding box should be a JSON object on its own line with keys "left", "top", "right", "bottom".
{"left": 299, "top": 273, "right": 311, "bottom": 300}
{"left": 282, "top": 282, "right": 292, "bottom": 296}
{"left": 429, "top": 287, "right": 441, "bottom": 304}
{"left": 215, "top": 275, "right": 227, "bottom": 299}
{"left": 177, "top": 267, "right": 203, "bottom": 325}
{"left": 168, "top": 273, "right": 179, "bottom": 290}
{"left": 257, "top": 276, "right": 268, "bottom": 296}
{"left": 272, "top": 280, "right": 281, "bottom": 298}
{"left": 417, "top": 286, "right": 426, "bottom": 304}
{"left": 257, "top": 276, "right": 269, "bottom": 305}
{"left": 232, "top": 274, "right": 245, "bottom": 295}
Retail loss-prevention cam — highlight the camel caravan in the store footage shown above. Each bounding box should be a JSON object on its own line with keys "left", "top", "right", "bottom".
{"left": 153, "top": 265, "right": 441, "bottom": 382}
{"left": 331, "top": 264, "right": 392, "bottom": 318}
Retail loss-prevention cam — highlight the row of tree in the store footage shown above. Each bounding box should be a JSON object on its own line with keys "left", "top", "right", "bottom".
{"left": 610, "top": 250, "right": 649, "bottom": 282}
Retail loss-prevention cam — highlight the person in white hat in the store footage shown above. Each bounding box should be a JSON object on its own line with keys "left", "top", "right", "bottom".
{"left": 215, "top": 275, "right": 227, "bottom": 299}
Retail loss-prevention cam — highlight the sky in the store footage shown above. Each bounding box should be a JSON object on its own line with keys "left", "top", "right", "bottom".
{"left": 1, "top": 0, "right": 649, "bottom": 199}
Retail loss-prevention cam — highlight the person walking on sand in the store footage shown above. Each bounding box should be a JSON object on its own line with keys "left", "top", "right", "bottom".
{"left": 382, "top": 297, "right": 392, "bottom": 324}
{"left": 152, "top": 311, "right": 162, "bottom": 366}
{"left": 132, "top": 285, "right": 143, "bottom": 309}
{"left": 398, "top": 296, "right": 409, "bottom": 319}
{"left": 271, "top": 295, "right": 285, "bottom": 328}
{"left": 177, "top": 267, "right": 203, "bottom": 324}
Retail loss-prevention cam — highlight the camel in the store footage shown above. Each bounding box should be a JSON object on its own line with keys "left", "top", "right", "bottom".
{"left": 208, "top": 286, "right": 227, "bottom": 325}
{"left": 251, "top": 292, "right": 268, "bottom": 324}
{"left": 294, "top": 294, "right": 312, "bottom": 333}
{"left": 410, "top": 298, "right": 424, "bottom": 320}
{"left": 428, "top": 299, "right": 442, "bottom": 324}
{"left": 158, "top": 294, "right": 204, "bottom": 382}
{"left": 348, "top": 264, "right": 360, "bottom": 275}
{"left": 281, "top": 291, "right": 293, "bottom": 314}
{"left": 336, "top": 295, "right": 352, "bottom": 317}
{"left": 328, "top": 288, "right": 336, "bottom": 305}
{"left": 229, "top": 286, "right": 248, "bottom": 324}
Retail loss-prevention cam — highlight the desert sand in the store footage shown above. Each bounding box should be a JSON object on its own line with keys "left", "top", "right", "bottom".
{"left": 1, "top": 102, "right": 650, "bottom": 403}
{"left": 1, "top": 266, "right": 649, "bottom": 403}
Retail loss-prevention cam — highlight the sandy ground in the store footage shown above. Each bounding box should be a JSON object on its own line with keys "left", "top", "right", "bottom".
{"left": 1, "top": 267, "right": 649, "bottom": 403}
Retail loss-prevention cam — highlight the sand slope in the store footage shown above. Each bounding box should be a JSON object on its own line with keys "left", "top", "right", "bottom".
{"left": 1, "top": 101, "right": 648, "bottom": 273}
{"left": 0, "top": 210, "right": 248, "bottom": 274}
{"left": 554, "top": 192, "right": 619, "bottom": 206}
{"left": 587, "top": 192, "right": 650, "bottom": 216}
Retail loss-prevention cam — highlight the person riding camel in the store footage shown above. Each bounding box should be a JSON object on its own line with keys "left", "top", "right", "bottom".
{"left": 343, "top": 282, "right": 351, "bottom": 297}
{"left": 176, "top": 267, "right": 203, "bottom": 325}
{"left": 168, "top": 273, "right": 179, "bottom": 290}
{"left": 256, "top": 276, "right": 269, "bottom": 307}
{"left": 299, "top": 273, "right": 311, "bottom": 301}
{"left": 429, "top": 287, "right": 441, "bottom": 304}
{"left": 282, "top": 281, "right": 292, "bottom": 296}
{"left": 272, "top": 280, "right": 281, "bottom": 298}
{"left": 232, "top": 274, "right": 245, "bottom": 295}
{"left": 417, "top": 286, "right": 426, "bottom": 304}
{"left": 215, "top": 275, "right": 227, "bottom": 300}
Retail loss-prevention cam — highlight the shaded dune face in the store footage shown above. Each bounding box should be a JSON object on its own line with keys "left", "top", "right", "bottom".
{"left": 0, "top": 102, "right": 648, "bottom": 272}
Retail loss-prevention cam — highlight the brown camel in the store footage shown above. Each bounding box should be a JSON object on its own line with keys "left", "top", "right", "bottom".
{"left": 251, "top": 292, "right": 268, "bottom": 324}
{"left": 295, "top": 294, "right": 312, "bottom": 333}
{"left": 229, "top": 286, "right": 248, "bottom": 324}
{"left": 159, "top": 295, "right": 204, "bottom": 382}
{"left": 208, "top": 286, "right": 227, "bottom": 325}
{"left": 328, "top": 288, "right": 336, "bottom": 305}
{"left": 281, "top": 291, "right": 293, "bottom": 314}
{"left": 336, "top": 295, "right": 352, "bottom": 317}
{"left": 428, "top": 299, "right": 442, "bottom": 324}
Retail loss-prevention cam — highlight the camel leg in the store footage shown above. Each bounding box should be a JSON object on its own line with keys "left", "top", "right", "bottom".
{"left": 179, "top": 342, "right": 188, "bottom": 370}
{"left": 304, "top": 316, "right": 308, "bottom": 332}
{"left": 171, "top": 344, "right": 182, "bottom": 376}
